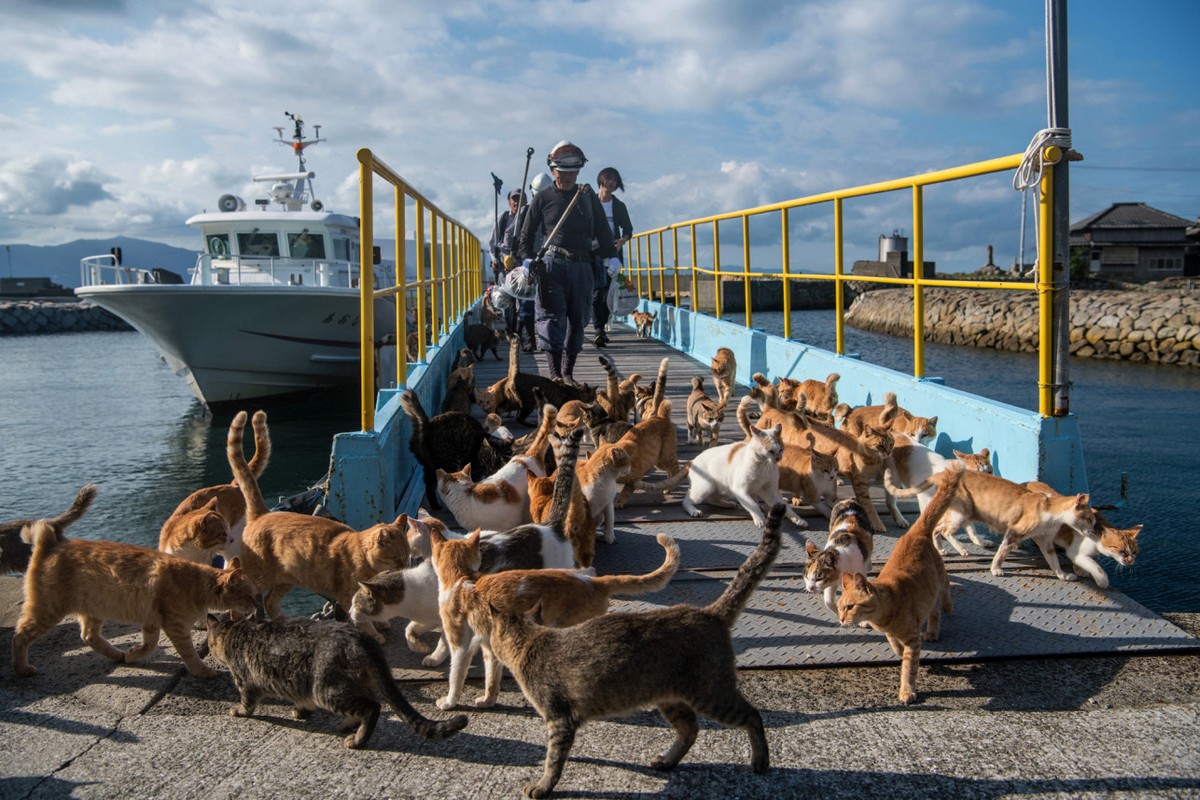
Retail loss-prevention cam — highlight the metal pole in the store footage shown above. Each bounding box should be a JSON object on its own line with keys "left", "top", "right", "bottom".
{"left": 1049, "top": 0, "right": 1071, "bottom": 416}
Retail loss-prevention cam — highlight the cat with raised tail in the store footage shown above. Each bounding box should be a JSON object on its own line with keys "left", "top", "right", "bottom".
{"left": 226, "top": 411, "right": 410, "bottom": 635}
{"left": 13, "top": 520, "right": 258, "bottom": 678}
{"left": 206, "top": 614, "right": 468, "bottom": 749}
{"left": 466, "top": 503, "right": 786, "bottom": 798}
{"left": 159, "top": 410, "right": 270, "bottom": 566}
{"left": 0, "top": 483, "right": 97, "bottom": 574}
{"left": 804, "top": 498, "right": 874, "bottom": 617}
{"left": 710, "top": 347, "right": 737, "bottom": 407}
{"left": 682, "top": 396, "right": 806, "bottom": 529}
{"left": 837, "top": 462, "right": 966, "bottom": 705}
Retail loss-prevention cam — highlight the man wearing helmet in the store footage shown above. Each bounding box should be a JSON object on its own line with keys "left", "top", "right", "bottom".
{"left": 517, "top": 141, "right": 620, "bottom": 385}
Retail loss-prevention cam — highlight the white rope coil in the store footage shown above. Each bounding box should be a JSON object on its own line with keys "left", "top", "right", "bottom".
{"left": 1012, "top": 127, "right": 1072, "bottom": 192}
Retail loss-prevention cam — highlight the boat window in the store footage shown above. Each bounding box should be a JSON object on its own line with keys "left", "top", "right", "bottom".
{"left": 333, "top": 237, "right": 355, "bottom": 262}
{"left": 288, "top": 232, "right": 325, "bottom": 259}
{"left": 207, "top": 234, "right": 230, "bottom": 257}
{"left": 237, "top": 231, "right": 281, "bottom": 257}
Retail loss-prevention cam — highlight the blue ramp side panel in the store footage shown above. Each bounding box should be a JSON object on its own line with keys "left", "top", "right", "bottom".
{"left": 634, "top": 297, "right": 1088, "bottom": 496}
{"left": 325, "top": 312, "right": 473, "bottom": 529}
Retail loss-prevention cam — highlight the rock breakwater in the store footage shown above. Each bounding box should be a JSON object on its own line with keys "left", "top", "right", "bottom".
{"left": 0, "top": 300, "right": 133, "bottom": 336}
{"left": 845, "top": 287, "right": 1200, "bottom": 367}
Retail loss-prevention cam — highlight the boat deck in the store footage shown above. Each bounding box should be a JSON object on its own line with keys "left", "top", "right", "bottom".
{"left": 404, "top": 320, "right": 1195, "bottom": 677}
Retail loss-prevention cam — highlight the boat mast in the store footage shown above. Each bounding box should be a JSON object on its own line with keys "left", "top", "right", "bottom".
{"left": 273, "top": 112, "right": 325, "bottom": 209}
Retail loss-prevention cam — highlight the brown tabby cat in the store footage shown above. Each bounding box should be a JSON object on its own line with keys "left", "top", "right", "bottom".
{"left": 466, "top": 503, "right": 786, "bottom": 798}
{"left": 0, "top": 483, "right": 97, "bottom": 574}
{"left": 837, "top": 462, "right": 966, "bottom": 705}
{"left": 13, "top": 520, "right": 258, "bottom": 678}
{"left": 710, "top": 347, "right": 737, "bottom": 406}
{"left": 631, "top": 309, "right": 657, "bottom": 338}
{"left": 159, "top": 410, "right": 271, "bottom": 566}
{"left": 685, "top": 375, "right": 726, "bottom": 448}
{"left": 227, "top": 411, "right": 410, "bottom": 633}
{"left": 794, "top": 372, "right": 840, "bottom": 417}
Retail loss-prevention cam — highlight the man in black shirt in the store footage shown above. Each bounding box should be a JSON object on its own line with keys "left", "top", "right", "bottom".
{"left": 517, "top": 141, "right": 619, "bottom": 385}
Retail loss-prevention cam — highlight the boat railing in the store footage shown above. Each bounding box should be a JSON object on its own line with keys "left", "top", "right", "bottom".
{"left": 191, "top": 253, "right": 374, "bottom": 288}
{"left": 624, "top": 148, "right": 1068, "bottom": 417}
{"left": 79, "top": 254, "right": 158, "bottom": 287}
{"left": 354, "top": 147, "right": 485, "bottom": 430}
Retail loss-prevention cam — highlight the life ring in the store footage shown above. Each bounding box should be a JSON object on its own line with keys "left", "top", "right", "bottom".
{"left": 208, "top": 236, "right": 228, "bottom": 256}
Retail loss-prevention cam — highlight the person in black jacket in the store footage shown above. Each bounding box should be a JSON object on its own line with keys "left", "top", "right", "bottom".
{"left": 517, "top": 141, "right": 619, "bottom": 385}
{"left": 591, "top": 167, "right": 633, "bottom": 347}
{"left": 489, "top": 189, "right": 522, "bottom": 285}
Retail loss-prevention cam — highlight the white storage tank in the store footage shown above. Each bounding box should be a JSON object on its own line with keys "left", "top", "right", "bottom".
{"left": 879, "top": 231, "right": 907, "bottom": 261}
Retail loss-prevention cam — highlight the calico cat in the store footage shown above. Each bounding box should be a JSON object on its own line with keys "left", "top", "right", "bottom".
{"left": 464, "top": 320, "right": 503, "bottom": 361}
{"left": 432, "top": 430, "right": 585, "bottom": 711}
{"left": 467, "top": 503, "right": 786, "bottom": 798}
{"left": 401, "top": 388, "right": 513, "bottom": 510}
{"left": 349, "top": 517, "right": 448, "bottom": 666}
{"left": 527, "top": 459, "right": 597, "bottom": 568}
{"left": 205, "top": 614, "right": 468, "bottom": 748}
{"left": 804, "top": 498, "right": 874, "bottom": 617}
{"left": 837, "top": 462, "right": 966, "bottom": 705}
{"left": 710, "top": 347, "right": 737, "bottom": 407}
{"left": 883, "top": 466, "right": 1095, "bottom": 574}
{"left": 682, "top": 397, "right": 805, "bottom": 529}
{"left": 435, "top": 403, "right": 556, "bottom": 531}
{"left": 685, "top": 375, "right": 726, "bottom": 447}
{"left": 577, "top": 442, "right": 632, "bottom": 545}
{"left": 227, "top": 411, "right": 411, "bottom": 632}
{"left": 631, "top": 309, "right": 657, "bottom": 338}
{"left": 0, "top": 482, "right": 97, "bottom": 574}
{"left": 484, "top": 413, "right": 515, "bottom": 444}
{"left": 13, "top": 520, "right": 258, "bottom": 678}
{"left": 1022, "top": 481, "right": 1140, "bottom": 587}
{"left": 159, "top": 410, "right": 271, "bottom": 566}
{"left": 882, "top": 431, "right": 991, "bottom": 533}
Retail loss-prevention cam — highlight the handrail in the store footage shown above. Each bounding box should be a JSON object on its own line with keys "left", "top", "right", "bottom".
{"left": 356, "top": 148, "right": 484, "bottom": 431}
{"left": 626, "top": 149, "right": 1065, "bottom": 417}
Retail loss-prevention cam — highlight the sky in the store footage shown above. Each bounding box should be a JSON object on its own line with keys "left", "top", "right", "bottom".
{"left": 0, "top": 0, "right": 1196, "bottom": 274}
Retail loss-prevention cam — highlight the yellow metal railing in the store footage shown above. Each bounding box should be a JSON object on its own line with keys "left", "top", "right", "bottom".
{"left": 626, "top": 150, "right": 1064, "bottom": 417}
{"left": 357, "top": 148, "right": 484, "bottom": 431}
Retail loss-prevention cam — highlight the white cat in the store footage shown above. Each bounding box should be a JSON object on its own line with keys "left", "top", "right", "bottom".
{"left": 434, "top": 454, "right": 544, "bottom": 532}
{"left": 348, "top": 517, "right": 449, "bottom": 665}
{"left": 883, "top": 431, "right": 992, "bottom": 540}
{"left": 682, "top": 397, "right": 806, "bottom": 529}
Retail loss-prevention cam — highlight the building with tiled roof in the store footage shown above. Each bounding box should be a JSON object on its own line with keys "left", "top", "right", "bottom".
{"left": 1070, "top": 202, "right": 1197, "bottom": 281}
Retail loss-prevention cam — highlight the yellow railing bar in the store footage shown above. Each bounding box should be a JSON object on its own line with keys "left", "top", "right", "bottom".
{"left": 356, "top": 148, "right": 483, "bottom": 431}
{"left": 1038, "top": 153, "right": 1058, "bottom": 417}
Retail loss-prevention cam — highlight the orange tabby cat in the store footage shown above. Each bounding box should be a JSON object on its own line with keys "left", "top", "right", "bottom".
{"left": 527, "top": 469, "right": 596, "bottom": 568}
{"left": 837, "top": 462, "right": 966, "bottom": 705}
{"left": 839, "top": 392, "right": 937, "bottom": 444}
{"left": 577, "top": 442, "right": 632, "bottom": 545}
{"left": 793, "top": 372, "right": 840, "bottom": 416}
{"left": 13, "top": 520, "right": 258, "bottom": 678}
{"left": 613, "top": 398, "right": 687, "bottom": 508}
{"left": 226, "top": 411, "right": 410, "bottom": 634}
{"left": 710, "top": 347, "right": 737, "bottom": 406}
{"left": 159, "top": 409, "right": 270, "bottom": 565}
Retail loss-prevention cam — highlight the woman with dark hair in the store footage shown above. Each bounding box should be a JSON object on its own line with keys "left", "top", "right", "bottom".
{"left": 592, "top": 167, "right": 633, "bottom": 347}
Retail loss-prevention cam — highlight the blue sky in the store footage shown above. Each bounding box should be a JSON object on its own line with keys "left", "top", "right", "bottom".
{"left": 0, "top": 0, "right": 1196, "bottom": 273}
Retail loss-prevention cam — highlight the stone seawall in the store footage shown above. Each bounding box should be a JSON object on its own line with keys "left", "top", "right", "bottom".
{"left": 0, "top": 300, "right": 133, "bottom": 336}
{"left": 844, "top": 287, "right": 1200, "bottom": 367}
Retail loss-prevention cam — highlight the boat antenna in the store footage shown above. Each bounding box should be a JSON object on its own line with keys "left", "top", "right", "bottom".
{"left": 276, "top": 112, "right": 325, "bottom": 210}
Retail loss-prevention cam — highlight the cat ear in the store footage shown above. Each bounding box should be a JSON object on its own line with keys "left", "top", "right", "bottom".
{"left": 851, "top": 573, "right": 872, "bottom": 593}
{"left": 1074, "top": 494, "right": 1090, "bottom": 509}
{"left": 953, "top": 449, "right": 966, "bottom": 459}
{"left": 1130, "top": 525, "right": 1143, "bottom": 538}
{"left": 979, "top": 448, "right": 990, "bottom": 458}
{"left": 840, "top": 571, "right": 856, "bottom": 590}
{"left": 805, "top": 540, "right": 819, "bottom": 557}
{"left": 928, "top": 416, "right": 938, "bottom": 427}
{"left": 203, "top": 497, "right": 220, "bottom": 510}
{"left": 226, "top": 557, "right": 242, "bottom": 572}
{"left": 466, "top": 528, "right": 481, "bottom": 546}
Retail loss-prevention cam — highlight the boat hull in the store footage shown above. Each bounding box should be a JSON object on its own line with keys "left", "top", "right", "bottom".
{"left": 75, "top": 285, "right": 397, "bottom": 409}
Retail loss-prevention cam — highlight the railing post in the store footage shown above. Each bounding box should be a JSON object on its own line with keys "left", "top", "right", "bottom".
{"left": 657, "top": 231, "right": 666, "bottom": 304}
{"left": 671, "top": 228, "right": 680, "bottom": 308}
{"left": 415, "top": 202, "right": 427, "bottom": 363}
{"left": 430, "top": 215, "right": 441, "bottom": 337}
{"left": 688, "top": 224, "right": 698, "bottom": 313}
{"left": 834, "top": 197, "right": 845, "bottom": 355}
{"left": 1038, "top": 161, "right": 1055, "bottom": 417}
{"left": 357, "top": 149, "right": 376, "bottom": 432}
{"left": 781, "top": 208, "right": 791, "bottom": 340}
{"left": 912, "top": 184, "right": 925, "bottom": 378}
{"left": 712, "top": 221, "right": 722, "bottom": 320}
{"left": 742, "top": 215, "right": 752, "bottom": 329}
{"left": 395, "top": 185, "right": 407, "bottom": 389}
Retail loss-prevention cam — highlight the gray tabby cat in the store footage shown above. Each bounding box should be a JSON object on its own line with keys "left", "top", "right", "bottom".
{"left": 205, "top": 614, "right": 468, "bottom": 749}
{"left": 463, "top": 502, "right": 786, "bottom": 798}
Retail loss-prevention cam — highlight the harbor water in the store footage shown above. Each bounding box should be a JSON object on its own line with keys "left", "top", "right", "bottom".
{"left": 1, "top": 318, "right": 1197, "bottom": 613}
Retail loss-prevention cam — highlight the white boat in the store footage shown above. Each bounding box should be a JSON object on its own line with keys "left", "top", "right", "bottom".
{"left": 75, "top": 114, "right": 402, "bottom": 411}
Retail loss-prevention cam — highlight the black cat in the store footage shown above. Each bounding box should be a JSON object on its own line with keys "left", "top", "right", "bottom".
{"left": 464, "top": 323, "right": 502, "bottom": 361}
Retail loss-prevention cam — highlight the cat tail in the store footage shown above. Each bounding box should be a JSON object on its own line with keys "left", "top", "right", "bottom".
{"left": 705, "top": 503, "right": 785, "bottom": 627}
{"left": 735, "top": 395, "right": 756, "bottom": 439}
{"left": 593, "top": 533, "right": 680, "bottom": 596}
{"left": 599, "top": 354, "right": 621, "bottom": 410}
{"left": 524, "top": 397, "right": 558, "bottom": 470}
{"left": 882, "top": 465, "right": 937, "bottom": 498}
{"left": 649, "top": 357, "right": 669, "bottom": 417}
{"left": 904, "top": 460, "right": 965, "bottom": 538}
{"left": 47, "top": 483, "right": 99, "bottom": 531}
{"left": 503, "top": 335, "right": 522, "bottom": 408}
{"left": 399, "top": 389, "right": 428, "bottom": 448}
{"left": 545, "top": 429, "right": 585, "bottom": 533}
{"left": 366, "top": 637, "right": 469, "bottom": 739}
{"left": 226, "top": 411, "right": 271, "bottom": 521}
{"left": 245, "top": 410, "right": 272, "bottom": 478}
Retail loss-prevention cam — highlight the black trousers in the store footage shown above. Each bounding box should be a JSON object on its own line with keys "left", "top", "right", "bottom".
{"left": 592, "top": 276, "right": 611, "bottom": 332}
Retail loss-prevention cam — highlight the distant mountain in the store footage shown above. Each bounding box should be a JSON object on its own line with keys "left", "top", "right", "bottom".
{"left": 1, "top": 237, "right": 197, "bottom": 289}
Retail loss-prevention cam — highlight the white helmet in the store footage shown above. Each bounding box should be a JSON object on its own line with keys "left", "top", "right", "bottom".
{"left": 529, "top": 172, "right": 553, "bottom": 194}
{"left": 547, "top": 141, "right": 586, "bottom": 173}
{"left": 501, "top": 265, "right": 538, "bottom": 301}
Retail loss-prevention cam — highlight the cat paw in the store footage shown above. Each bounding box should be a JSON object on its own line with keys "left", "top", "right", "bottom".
{"left": 686, "top": 508, "right": 703, "bottom": 519}
{"left": 898, "top": 690, "right": 918, "bottom": 705}
{"left": 422, "top": 654, "right": 447, "bottom": 667}
{"left": 188, "top": 664, "right": 216, "bottom": 679}
{"left": 371, "top": 632, "right": 387, "bottom": 644}
{"left": 650, "top": 755, "right": 677, "bottom": 771}
{"left": 523, "top": 781, "right": 553, "bottom": 799}
{"left": 291, "top": 708, "right": 312, "bottom": 721}
{"left": 436, "top": 695, "right": 458, "bottom": 711}
{"left": 342, "top": 734, "right": 366, "bottom": 750}
{"left": 407, "top": 639, "right": 433, "bottom": 654}
{"left": 472, "top": 696, "right": 497, "bottom": 709}
{"left": 1057, "top": 572, "right": 1079, "bottom": 582}
{"left": 13, "top": 664, "right": 36, "bottom": 678}
{"left": 990, "top": 567, "right": 1005, "bottom": 577}
{"left": 229, "top": 705, "right": 252, "bottom": 717}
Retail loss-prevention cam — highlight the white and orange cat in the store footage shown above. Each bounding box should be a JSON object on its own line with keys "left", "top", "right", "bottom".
{"left": 226, "top": 411, "right": 410, "bottom": 635}
{"left": 13, "top": 520, "right": 258, "bottom": 678}
{"left": 577, "top": 442, "right": 632, "bottom": 545}
{"left": 1023, "top": 481, "right": 1141, "bottom": 587}
{"left": 838, "top": 463, "right": 966, "bottom": 705}
{"left": 527, "top": 466, "right": 597, "bottom": 568}
{"left": 158, "top": 409, "right": 270, "bottom": 565}
{"left": 883, "top": 431, "right": 992, "bottom": 531}
{"left": 804, "top": 498, "right": 874, "bottom": 617}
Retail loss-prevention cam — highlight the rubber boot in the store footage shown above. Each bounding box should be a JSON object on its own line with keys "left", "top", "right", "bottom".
{"left": 548, "top": 350, "right": 564, "bottom": 381}
{"left": 521, "top": 316, "right": 536, "bottom": 353}
{"left": 563, "top": 351, "right": 579, "bottom": 387}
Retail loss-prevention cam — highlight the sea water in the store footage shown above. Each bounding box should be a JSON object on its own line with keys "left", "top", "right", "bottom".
{"left": 1, "top": 323, "right": 1197, "bottom": 613}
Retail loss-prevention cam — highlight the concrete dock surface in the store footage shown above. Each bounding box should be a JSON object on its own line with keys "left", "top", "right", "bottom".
{"left": 2, "top": 576, "right": 1198, "bottom": 800}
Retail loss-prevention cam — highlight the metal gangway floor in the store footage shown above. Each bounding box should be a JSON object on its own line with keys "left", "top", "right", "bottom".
{"left": 403, "top": 321, "right": 1195, "bottom": 677}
